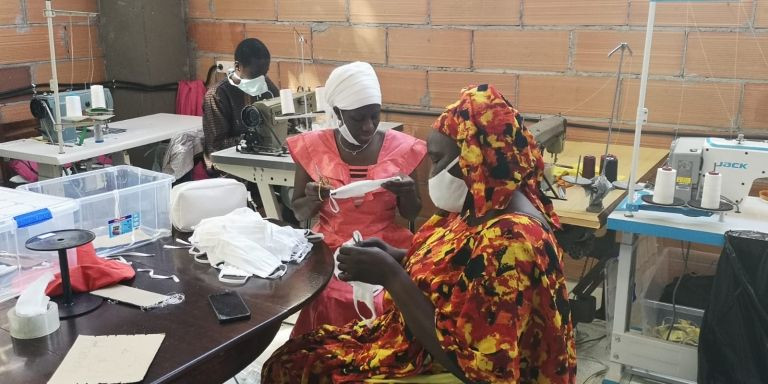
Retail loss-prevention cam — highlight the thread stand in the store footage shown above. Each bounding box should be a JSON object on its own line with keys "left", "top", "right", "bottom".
{"left": 25, "top": 229, "right": 102, "bottom": 319}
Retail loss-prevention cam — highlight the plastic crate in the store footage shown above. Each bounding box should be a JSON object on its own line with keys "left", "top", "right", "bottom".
{"left": 641, "top": 247, "right": 718, "bottom": 345}
{"left": 0, "top": 187, "right": 78, "bottom": 302}
{"left": 19, "top": 165, "right": 174, "bottom": 256}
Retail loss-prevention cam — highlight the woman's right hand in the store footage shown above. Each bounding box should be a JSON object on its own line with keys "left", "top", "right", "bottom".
{"left": 357, "top": 238, "right": 407, "bottom": 263}
{"left": 305, "top": 182, "right": 332, "bottom": 203}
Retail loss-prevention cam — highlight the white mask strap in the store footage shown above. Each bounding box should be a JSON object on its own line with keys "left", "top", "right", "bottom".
{"left": 328, "top": 195, "right": 340, "bottom": 213}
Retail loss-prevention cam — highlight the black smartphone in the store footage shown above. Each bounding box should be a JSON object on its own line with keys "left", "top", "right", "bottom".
{"left": 208, "top": 290, "right": 251, "bottom": 323}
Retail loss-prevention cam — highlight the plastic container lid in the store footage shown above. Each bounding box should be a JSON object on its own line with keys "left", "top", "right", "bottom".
{"left": 0, "top": 187, "right": 78, "bottom": 230}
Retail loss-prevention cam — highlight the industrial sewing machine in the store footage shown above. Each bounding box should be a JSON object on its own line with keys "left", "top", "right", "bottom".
{"left": 530, "top": 116, "right": 567, "bottom": 160}
{"left": 669, "top": 135, "right": 768, "bottom": 205}
{"left": 29, "top": 88, "right": 115, "bottom": 144}
{"left": 238, "top": 91, "right": 317, "bottom": 156}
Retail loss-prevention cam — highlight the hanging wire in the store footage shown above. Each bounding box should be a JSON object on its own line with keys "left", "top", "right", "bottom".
{"left": 69, "top": 16, "right": 75, "bottom": 87}
{"left": 87, "top": 15, "right": 94, "bottom": 86}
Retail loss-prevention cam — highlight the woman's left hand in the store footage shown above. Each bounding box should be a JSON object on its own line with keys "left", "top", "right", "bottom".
{"left": 337, "top": 245, "right": 403, "bottom": 287}
{"left": 382, "top": 175, "right": 416, "bottom": 197}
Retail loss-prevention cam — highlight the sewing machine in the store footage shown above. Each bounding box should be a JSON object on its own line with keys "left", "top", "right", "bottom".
{"left": 29, "top": 88, "right": 115, "bottom": 144}
{"left": 530, "top": 116, "right": 567, "bottom": 159}
{"left": 669, "top": 135, "right": 768, "bottom": 204}
{"left": 238, "top": 91, "right": 317, "bottom": 156}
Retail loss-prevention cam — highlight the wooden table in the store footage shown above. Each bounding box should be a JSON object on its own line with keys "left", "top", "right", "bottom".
{"left": 551, "top": 142, "right": 669, "bottom": 229}
{"left": 0, "top": 236, "right": 333, "bottom": 384}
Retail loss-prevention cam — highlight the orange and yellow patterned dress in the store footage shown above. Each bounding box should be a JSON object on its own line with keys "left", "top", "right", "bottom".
{"left": 262, "top": 212, "right": 576, "bottom": 384}
{"left": 262, "top": 84, "right": 576, "bottom": 383}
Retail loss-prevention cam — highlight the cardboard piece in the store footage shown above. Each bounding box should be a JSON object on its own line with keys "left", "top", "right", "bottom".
{"left": 48, "top": 334, "right": 165, "bottom": 384}
{"left": 91, "top": 285, "right": 169, "bottom": 308}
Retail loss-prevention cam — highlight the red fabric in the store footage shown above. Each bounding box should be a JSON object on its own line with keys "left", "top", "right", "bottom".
{"left": 287, "top": 129, "right": 427, "bottom": 338}
{"left": 45, "top": 243, "right": 135, "bottom": 296}
{"left": 176, "top": 80, "right": 207, "bottom": 116}
{"left": 10, "top": 156, "right": 112, "bottom": 183}
{"left": 191, "top": 159, "right": 210, "bottom": 180}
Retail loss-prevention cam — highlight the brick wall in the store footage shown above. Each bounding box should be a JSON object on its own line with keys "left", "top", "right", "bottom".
{"left": 0, "top": 0, "right": 105, "bottom": 140}
{"left": 187, "top": 0, "right": 768, "bottom": 226}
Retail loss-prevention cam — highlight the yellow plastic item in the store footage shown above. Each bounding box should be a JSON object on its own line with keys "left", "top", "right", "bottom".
{"left": 365, "top": 373, "right": 463, "bottom": 384}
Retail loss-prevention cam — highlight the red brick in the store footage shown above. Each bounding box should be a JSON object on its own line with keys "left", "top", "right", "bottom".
{"left": 686, "top": 32, "right": 768, "bottom": 80}
{"left": 188, "top": 0, "right": 213, "bottom": 19}
{"left": 214, "top": 0, "right": 275, "bottom": 20}
{"left": 188, "top": 22, "right": 245, "bottom": 54}
{"left": 757, "top": 1, "right": 768, "bottom": 28}
{"left": 0, "top": 102, "right": 34, "bottom": 124}
{"left": 524, "top": 0, "right": 628, "bottom": 26}
{"left": 0, "top": 67, "right": 32, "bottom": 103}
{"left": 740, "top": 83, "right": 768, "bottom": 129}
{"left": 350, "top": 0, "right": 428, "bottom": 24}
{"left": 195, "top": 56, "right": 216, "bottom": 82}
{"left": 278, "top": 62, "right": 336, "bottom": 91}
{"left": 388, "top": 28, "right": 471, "bottom": 68}
{"left": 428, "top": 72, "right": 517, "bottom": 109}
{"left": 278, "top": 0, "right": 346, "bottom": 22}
{"left": 65, "top": 25, "right": 102, "bottom": 59}
{"left": 623, "top": 79, "right": 740, "bottom": 127}
{"left": 474, "top": 30, "right": 569, "bottom": 71}
{"left": 313, "top": 27, "right": 386, "bottom": 64}
{"left": 630, "top": 0, "right": 754, "bottom": 27}
{"left": 34, "top": 59, "right": 106, "bottom": 85}
{"left": 518, "top": 75, "right": 616, "bottom": 119}
{"left": 574, "top": 30, "right": 684, "bottom": 75}
{"left": 431, "top": 0, "right": 520, "bottom": 25}
{"left": 375, "top": 67, "right": 428, "bottom": 106}
{"left": 0, "top": 26, "right": 67, "bottom": 64}
{"left": 27, "top": 0, "right": 98, "bottom": 24}
{"left": 245, "top": 24, "right": 311, "bottom": 59}
{"left": 0, "top": 1, "right": 22, "bottom": 24}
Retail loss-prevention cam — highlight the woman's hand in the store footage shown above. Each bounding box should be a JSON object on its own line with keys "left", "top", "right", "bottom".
{"left": 305, "top": 181, "right": 332, "bottom": 202}
{"left": 382, "top": 175, "right": 417, "bottom": 197}
{"left": 357, "top": 238, "right": 407, "bottom": 263}
{"left": 337, "top": 245, "right": 404, "bottom": 288}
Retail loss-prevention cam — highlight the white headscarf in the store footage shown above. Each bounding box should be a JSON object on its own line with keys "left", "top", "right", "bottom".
{"left": 322, "top": 62, "right": 381, "bottom": 143}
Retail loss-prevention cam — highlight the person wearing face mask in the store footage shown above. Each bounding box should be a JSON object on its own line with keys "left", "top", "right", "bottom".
{"left": 201, "top": 38, "right": 279, "bottom": 175}
{"left": 262, "top": 84, "right": 576, "bottom": 384}
{"left": 286, "top": 61, "right": 427, "bottom": 338}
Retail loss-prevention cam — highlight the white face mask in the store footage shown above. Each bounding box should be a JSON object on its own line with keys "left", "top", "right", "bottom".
{"left": 428, "top": 157, "right": 468, "bottom": 213}
{"left": 327, "top": 176, "right": 402, "bottom": 213}
{"left": 333, "top": 232, "right": 382, "bottom": 326}
{"left": 213, "top": 237, "right": 287, "bottom": 279}
{"left": 227, "top": 70, "right": 270, "bottom": 97}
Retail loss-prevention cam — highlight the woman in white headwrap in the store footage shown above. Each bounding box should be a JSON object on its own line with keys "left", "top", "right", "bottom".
{"left": 287, "top": 62, "right": 427, "bottom": 337}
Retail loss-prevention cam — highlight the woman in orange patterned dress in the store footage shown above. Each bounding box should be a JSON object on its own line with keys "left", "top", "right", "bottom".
{"left": 262, "top": 84, "right": 576, "bottom": 384}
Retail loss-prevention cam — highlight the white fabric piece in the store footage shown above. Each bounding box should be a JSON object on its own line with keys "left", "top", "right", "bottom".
{"left": 15, "top": 273, "right": 53, "bottom": 317}
{"left": 171, "top": 178, "right": 248, "bottom": 232}
{"left": 323, "top": 62, "right": 381, "bottom": 130}
{"left": 333, "top": 231, "right": 382, "bottom": 326}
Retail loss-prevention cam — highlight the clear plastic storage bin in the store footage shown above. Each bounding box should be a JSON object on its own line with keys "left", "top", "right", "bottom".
{"left": 0, "top": 187, "right": 78, "bottom": 302}
{"left": 641, "top": 247, "right": 718, "bottom": 345}
{"left": 19, "top": 165, "right": 174, "bottom": 256}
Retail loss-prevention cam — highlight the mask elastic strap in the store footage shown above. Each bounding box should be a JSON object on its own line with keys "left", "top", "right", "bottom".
{"left": 353, "top": 296, "right": 376, "bottom": 326}
{"left": 265, "top": 264, "right": 288, "bottom": 279}
{"left": 328, "top": 194, "right": 340, "bottom": 213}
{"left": 218, "top": 266, "right": 250, "bottom": 285}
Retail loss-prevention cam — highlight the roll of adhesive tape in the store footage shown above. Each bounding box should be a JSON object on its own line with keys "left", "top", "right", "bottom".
{"left": 7, "top": 302, "right": 60, "bottom": 339}
{"left": 652, "top": 166, "right": 677, "bottom": 205}
{"left": 279, "top": 89, "right": 296, "bottom": 114}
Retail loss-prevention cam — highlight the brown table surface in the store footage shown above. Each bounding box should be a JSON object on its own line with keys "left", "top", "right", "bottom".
{"left": 0, "top": 236, "right": 333, "bottom": 384}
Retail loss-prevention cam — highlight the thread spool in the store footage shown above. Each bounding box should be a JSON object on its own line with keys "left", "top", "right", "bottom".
{"left": 603, "top": 156, "right": 618, "bottom": 182}
{"left": 314, "top": 86, "right": 327, "bottom": 112}
{"left": 279, "top": 89, "right": 295, "bottom": 114}
{"left": 582, "top": 155, "right": 596, "bottom": 179}
{"left": 599, "top": 154, "right": 615, "bottom": 174}
{"left": 90, "top": 85, "right": 106, "bottom": 109}
{"left": 700, "top": 171, "right": 723, "bottom": 209}
{"left": 64, "top": 96, "right": 82, "bottom": 117}
{"left": 652, "top": 166, "right": 677, "bottom": 205}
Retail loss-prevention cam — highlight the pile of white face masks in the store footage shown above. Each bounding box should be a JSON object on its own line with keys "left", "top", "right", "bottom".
{"left": 333, "top": 231, "right": 383, "bottom": 326}
{"left": 188, "top": 208, "right": 312, "bottom": 284}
